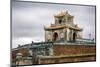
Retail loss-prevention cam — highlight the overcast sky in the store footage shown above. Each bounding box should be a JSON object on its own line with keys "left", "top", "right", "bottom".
{"left": 12, "top": 0, "right": 96, "bottom": 48}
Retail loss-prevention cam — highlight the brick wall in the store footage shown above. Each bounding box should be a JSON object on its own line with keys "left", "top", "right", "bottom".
{"left": 53, "top": 44, "right": 96, "bottom": 56}
{"left": 12, "top": 44, "right": 96, "bottom": 65}
{"left": 39, "top": 55, "right": 96, "bottom": 64}
{"left": 39, "top": 44, "right": 96, "bottom": 64}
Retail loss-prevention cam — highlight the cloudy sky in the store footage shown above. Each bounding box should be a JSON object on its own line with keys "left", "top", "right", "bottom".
{"left": 12, "top": 0, "right": 96, "bottom": 48}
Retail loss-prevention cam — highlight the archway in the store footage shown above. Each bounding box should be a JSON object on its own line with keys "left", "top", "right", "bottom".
{"left": 73, "top": 32, "right": 76, "bottom": 42}
{"left": 53, "top": 32, "right": 58, "bottom": 41}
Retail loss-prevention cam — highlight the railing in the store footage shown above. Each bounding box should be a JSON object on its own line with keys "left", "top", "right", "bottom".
{"left": 54, "top": 39, "right": 95, "bottom": 45}
{"left": 12, "top": 39, "right": 95, "bottom": 51}
{"left": 13, "top": 41, "right": 54, "bottom": 49}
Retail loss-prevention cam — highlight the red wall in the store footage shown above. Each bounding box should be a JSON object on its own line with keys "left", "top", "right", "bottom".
{"left": 53, "top": 44, "right": 96, "bottom": 55}
{"left": 40, "top": 55, "right": 96, "bottom": 64}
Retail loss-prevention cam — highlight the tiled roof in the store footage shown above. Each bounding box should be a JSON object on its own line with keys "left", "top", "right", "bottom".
{"left": 44, "top": 24, "right": 83, "bottom": 31}
{"left": 54, "top": 10, "right": 73, "bottom": 17}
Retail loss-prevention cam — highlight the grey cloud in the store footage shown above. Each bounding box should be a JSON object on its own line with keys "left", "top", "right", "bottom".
{"left": 12, "top": 1, "right": 96, "bottom": 48}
